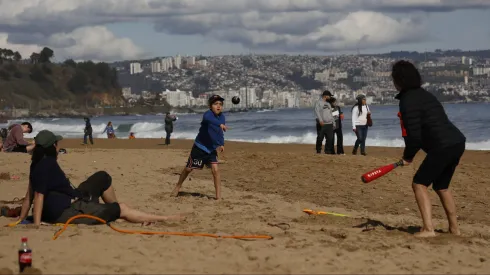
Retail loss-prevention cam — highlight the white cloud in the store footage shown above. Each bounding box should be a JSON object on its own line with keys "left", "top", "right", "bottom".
{"left": 0, "top": 0, "right": 489, "bottom": 61}
{"left": 47, "top": 26, "right": 146, "bottom": 62}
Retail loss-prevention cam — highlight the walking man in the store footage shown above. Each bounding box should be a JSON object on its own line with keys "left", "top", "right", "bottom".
{"left": 82, "top": 117, "right": 94, "bottom": 145}
{"left": 314, "top": 90, "right": 335, "bottom": 154}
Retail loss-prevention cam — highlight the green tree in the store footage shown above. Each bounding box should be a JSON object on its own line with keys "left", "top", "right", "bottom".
{"left": 67, "top": 71, "right": 89, "bottom": 94}
{"left": 63, "top": 59, "right": 77, "bottom": 68}
{"left": 13, "top": 51, "right": 22, "bottom": 62}
{"left": 39, "top": 47, "right": 54, "bottom": 63}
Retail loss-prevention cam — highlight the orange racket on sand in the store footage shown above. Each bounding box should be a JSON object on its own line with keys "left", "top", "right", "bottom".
{"left": 303, "top": 209, "right": 348, "bottom": 217}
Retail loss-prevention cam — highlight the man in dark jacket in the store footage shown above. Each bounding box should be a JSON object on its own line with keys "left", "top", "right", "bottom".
{"left": 82, "top": 117, "right": 94, "bottom": 145}
{"left": 314, "top": 90, "right": 335, "bottom": 154}
{"left": 164, "top": 112, "right": 177, "bottom": 145}
{"left": 393, "top": 60, "right": 466, "bottom": 238}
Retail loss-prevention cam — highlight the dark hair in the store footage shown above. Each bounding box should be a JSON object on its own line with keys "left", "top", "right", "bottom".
{"left": 31, "top": 143, "right": 58, "bottom": 171}
{"left": 107, "top": 121, "right": 112, "bottom": 126}
{"left": 351, "top": 97, "right": 365, "bottom": 117}
{"left": 391, "top": 60, "right": 422, "bottom": 90}
{"left": 21, "top": 122, "right": 32, "bottom": 133}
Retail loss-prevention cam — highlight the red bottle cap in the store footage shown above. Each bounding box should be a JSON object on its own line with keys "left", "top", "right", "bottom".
{"left": 21, "top": 237, "right": 28, "bottom": 243}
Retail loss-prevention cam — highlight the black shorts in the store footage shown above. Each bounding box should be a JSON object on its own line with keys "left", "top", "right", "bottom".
{"left": 413, "top": 142, "right": 465, "bottom": 191}
{"left": 55, "top": 171, "right": 121, "bottom": 225}
{"left": 186, "top": 145, "right": 218, "bottom": 169}
{"left": 10, "top": 145, "right": 27, "bottom": 153}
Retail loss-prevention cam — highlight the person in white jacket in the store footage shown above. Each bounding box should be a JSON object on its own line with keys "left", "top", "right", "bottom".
{"left": 351, "top": 94, "right": 371, "bottom": 155}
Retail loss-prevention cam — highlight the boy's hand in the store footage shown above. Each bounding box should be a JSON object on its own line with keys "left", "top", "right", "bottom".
{"left": 219, "top": 146, "right": 224, "bottom": 152}
{"left": 220, "top": 124, "right": 227, "bottom": 132}
{"left": 402, "top": 159, "right": 412, "bottom": 166}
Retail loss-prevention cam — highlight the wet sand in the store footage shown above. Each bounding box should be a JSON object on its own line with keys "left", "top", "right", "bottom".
{"left": 1, "top": 138, "right": 489, "bottom": 274}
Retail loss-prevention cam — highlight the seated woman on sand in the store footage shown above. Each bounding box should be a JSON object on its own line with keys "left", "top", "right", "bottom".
{"left": 12, "top": 130, "right": 185, "bottom": 226}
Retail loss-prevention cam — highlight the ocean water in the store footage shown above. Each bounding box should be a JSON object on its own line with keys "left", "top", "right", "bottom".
{"left": 3, "top": 103, "right": 490, "bottom": 150}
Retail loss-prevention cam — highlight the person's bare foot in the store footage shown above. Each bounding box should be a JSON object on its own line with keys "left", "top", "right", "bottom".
{"left": 414, "top": 229, "right": 437, "bottom": 238}
{"left": 170, "top": 189, "right": 180, "bottom": 197}
{"left": 449, "top": 228, "right": 461, "bottom": 236}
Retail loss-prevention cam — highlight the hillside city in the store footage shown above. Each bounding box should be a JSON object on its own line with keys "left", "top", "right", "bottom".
{"left": 112, "top": 50, "right": 490, "bottom": 110}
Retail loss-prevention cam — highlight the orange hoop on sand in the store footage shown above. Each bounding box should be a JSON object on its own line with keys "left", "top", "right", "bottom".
{"left": 52, "top": 214, "right": 274, "bottom": 240}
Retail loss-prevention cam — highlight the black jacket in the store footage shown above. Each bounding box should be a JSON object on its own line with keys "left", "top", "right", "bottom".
{"left": 84, "top": 120, "right": 92, "bottom": 134}
{"left": 396, "top": 88, "right": 466, "bottom": 161}
{"left": 164, "top": 116, "right": 177, "bottom": 133}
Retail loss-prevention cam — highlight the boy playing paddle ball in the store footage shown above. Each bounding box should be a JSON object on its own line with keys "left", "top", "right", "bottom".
{"left": 170, "top": 95, "right": 227, "bottom": 200}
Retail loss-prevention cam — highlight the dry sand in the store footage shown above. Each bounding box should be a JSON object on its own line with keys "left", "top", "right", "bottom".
{"left": 1, "top": 138, "right": 490, "bottom": 274}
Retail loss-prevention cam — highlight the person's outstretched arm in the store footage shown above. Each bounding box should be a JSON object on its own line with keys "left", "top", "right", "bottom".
{"left": 203, "top": 111, "right": 225, "bottom": 127}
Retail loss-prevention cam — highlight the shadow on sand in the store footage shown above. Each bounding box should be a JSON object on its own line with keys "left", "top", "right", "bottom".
{"left": 353, "top": 218, "right": 445, "bottom": 235}
{"left": 175, "top": 191, "right": 214, "bottom": 200}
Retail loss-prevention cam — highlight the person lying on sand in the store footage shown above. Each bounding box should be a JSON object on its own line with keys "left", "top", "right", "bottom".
{"left": 11, "top": 130, "right": 186, "bottom": 227}
{"left": 393, "top": 61, "right": 466, "bottom": 238}
{"left": 171, "top": 95, "right": 227, "bottom": 200}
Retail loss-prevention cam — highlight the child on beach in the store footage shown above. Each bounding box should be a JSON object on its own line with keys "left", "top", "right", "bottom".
{"left": 170, "top": 95, "right": 227, "bottom": 200}
{"left": 103, "top": 121, "right": 116, "bottom": 139}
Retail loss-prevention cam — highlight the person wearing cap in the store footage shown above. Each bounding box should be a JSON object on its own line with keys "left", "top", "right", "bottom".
{"left": 314, "top": 90, "right": 336, "bottom": 154}
{"left": 164, "top": 112, "right": 178, "bottom": 145}
{"left": 12, "top": 130, "right": 186, "bottom": 227}
{"left": 351, "top": 94, "right": 371, "bottom": 155}
{"left": 0, "top": 122, "right": 34, "bottom": 153}
{"left": 171, "top": 94, "right": 227, "bottom": 200}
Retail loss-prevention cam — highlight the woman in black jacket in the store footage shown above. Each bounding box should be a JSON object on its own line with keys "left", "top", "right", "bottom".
{"left": 393, "top": 60, "right": 466, "bottom": 238}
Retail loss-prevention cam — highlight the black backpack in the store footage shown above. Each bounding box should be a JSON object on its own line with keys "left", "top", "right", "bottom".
{"left": 0, "top": 128, "right": 8, "bottom": 142}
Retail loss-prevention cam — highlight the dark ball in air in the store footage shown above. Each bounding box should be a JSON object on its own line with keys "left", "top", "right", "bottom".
{"left": 232, "top": 96, "right": 240, "bottom": 105}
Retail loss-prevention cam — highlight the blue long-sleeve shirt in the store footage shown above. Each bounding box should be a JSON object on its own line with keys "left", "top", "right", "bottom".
{"left": 194, "top": 110, "right": 225, "bottom": 153}
{"left": 103, "top": 126, "right": 114, "bottom": 134}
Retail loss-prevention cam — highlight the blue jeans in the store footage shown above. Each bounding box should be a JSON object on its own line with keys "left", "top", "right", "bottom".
{"left": 354, "top": 125, "right": 368, "bottom": 153}
{"left": 83, "top": 133, "right": 93, "bottom": 145}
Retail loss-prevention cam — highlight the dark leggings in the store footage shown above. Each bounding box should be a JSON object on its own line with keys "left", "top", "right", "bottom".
{"left": 165, "top": 130, "right": 171, "bottom": 145}
{"left": 334, "top": 128, "right": 344, "bottom": 154}
{"left": 354, "top": 125, "right": 368, "bottom": 153}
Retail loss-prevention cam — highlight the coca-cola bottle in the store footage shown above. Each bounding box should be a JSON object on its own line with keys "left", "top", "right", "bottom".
{"left": 18, "top": 237, "right": 32, "bottom": 273}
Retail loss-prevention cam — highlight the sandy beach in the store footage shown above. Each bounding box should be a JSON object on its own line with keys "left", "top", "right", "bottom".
{"left": 1, "top": 138, "right": 490, "bottom": 274}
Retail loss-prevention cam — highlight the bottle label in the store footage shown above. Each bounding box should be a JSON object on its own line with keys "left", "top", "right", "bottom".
{"left": 20, "top": 253, "right": 32, "bottom": 264}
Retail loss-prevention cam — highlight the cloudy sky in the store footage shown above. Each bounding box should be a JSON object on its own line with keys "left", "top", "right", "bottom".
{"left": 0, "top": 0, "right": 489, "bottom": 62}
